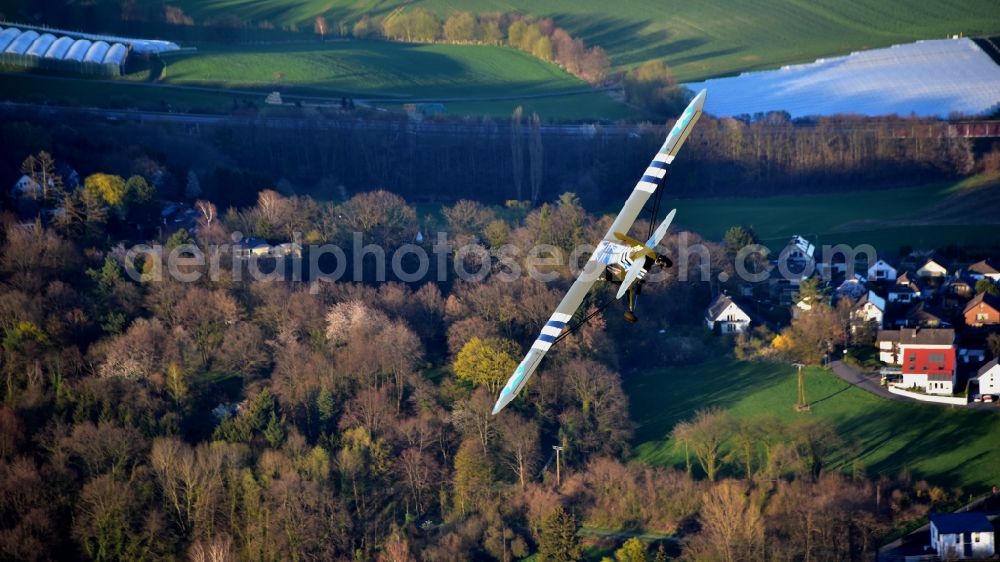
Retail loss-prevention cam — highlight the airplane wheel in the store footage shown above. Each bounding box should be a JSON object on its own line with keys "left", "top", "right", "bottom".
{"left": 624, "top": 310, "right": 638, "bottom": 323}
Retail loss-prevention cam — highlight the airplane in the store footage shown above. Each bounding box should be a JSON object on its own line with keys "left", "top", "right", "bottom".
{"left": 492, "top": 89, "right": 707, "bottom": 415}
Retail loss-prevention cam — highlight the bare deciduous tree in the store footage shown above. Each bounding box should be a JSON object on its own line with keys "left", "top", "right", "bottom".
{"left": 672, "top": 407, "right": 734, "bottom": 482}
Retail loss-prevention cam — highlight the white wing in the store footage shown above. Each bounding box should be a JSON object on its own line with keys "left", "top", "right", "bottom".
{"left": 492, "top": 89, "right": 707, "bottom": 414}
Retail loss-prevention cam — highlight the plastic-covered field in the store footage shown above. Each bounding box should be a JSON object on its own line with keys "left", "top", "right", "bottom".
{"left": 685, "top": 38, "right": 1000, "bottom": 118}
{"left": 0, "top": 25, "right": 140, "bottom": 75}
{"left": 4, "top": 30, "right": 38, "bottom": 54}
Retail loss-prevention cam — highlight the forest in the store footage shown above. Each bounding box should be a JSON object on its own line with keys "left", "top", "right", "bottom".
{"left": 0, "top": 107, "right": 985, "bottom": 215}
{"left": 0, "top": 143, "right": 989, "bottom": 560}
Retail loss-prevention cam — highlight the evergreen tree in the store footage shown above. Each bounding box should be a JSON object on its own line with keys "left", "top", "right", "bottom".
{"left": 537, "top": 506, "right": 582, "bottom": 562}
{"left": 185, "top": 170, "right": 202, "bottom": 200}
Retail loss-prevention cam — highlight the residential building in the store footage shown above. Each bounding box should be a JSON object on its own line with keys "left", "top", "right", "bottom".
{"left": 852, "top": 291, "right": 885, "bottom": 329}
{"left": 898, "top": 328, "right": 957, "bottom": 394}
{"left": 11, "top": 174, "right": 40, "bottom": 198}
{"left": 916, "top": 257, "right": 949, "bottom": 278}
{"left": 968, "top": 258, "right": 1000, "bottom": 282}
{"left": 876, "top": 330, "right": 900, "bottom": 364}
{"left": 781, "top": 235, "right": 815, "bottom": 265}
{"left": 977, "top": 359, "right": 1000, "bottom": 395}
{"left": 964, "top": 292, "right": 1000, "bottom": 327}
{"left": 867, "top": 259, "right": 897, "bottom": 282}
{"left": 930, "top": 513, "right": 995, "bottom": 560}
{"left": 903, "top": 302, "right": 951, "bottom": 329}
{"left": 705, "top": 294, "right": 753, "bottom": 334}
{"left": 835, "top": 275, "right": 868, "bottom": 300}
{"left": 233, "top": 237, "right": 272, "bottom": 258}
{"left": 272, "top": 242, "right": 303, "bottom": 258}
{"left": 888, "top": 272, "right": 921, "bottom": 304}
{"left": 942, "top": 274, "right": 975, "bottom": 302}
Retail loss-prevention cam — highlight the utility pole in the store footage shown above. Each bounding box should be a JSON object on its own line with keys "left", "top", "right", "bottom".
{"left": 552, "top": 445, "right": 564, "bottom": 487}
{"left": 794, "top": 362, "right": 810, "bottom": 412}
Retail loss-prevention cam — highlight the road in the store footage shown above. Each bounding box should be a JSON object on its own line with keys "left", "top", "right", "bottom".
{"left": 0, "top": 69, "right": 617, "bottom": 108}
{"left": 829, "top": 360, "right": 903, "bottom": 402}
{"left": 830, "top": 360, "right": 999, "bottom": 411}
{"left": 0, "top": 100, "right": 624, "bottom": 137}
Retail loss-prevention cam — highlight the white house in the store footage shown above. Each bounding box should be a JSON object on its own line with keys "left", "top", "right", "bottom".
{"left": 917, "top": 257, "right": 949, "bottom": 278}
{"left": 272, "top": 242, "right": 303, "bottom": 258}
{"left": 852, "top": 291, "right": 885, "bottom": 329}
{"left": 11, "top": 175, "right": 42, "bottom": 198}
{"left": 977, "top": 359, "right": 1000, "bottom": 395}
{"left": 877, "top": 330, "right": 900, "bottom": 364}
{"left": 705, "top": 294, "right": 753, "bottom": 334}
{"left": 968, "top": 259, "right": 1000, "bottom": 282}
{"left": 867, "top": 259, "right": 897, "bottom": 282}
{"left": 930, "top": 513, "right": 995, "bottom": 560}
{"left": 233, "top": 237, "right": 272, "bottom": 258}
{"left": 781, "top": 235, "right": 815, "bottom": 265}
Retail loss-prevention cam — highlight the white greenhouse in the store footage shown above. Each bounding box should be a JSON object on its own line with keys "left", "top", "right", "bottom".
{"left": 685, "top": 38, "right": 1000, "bottom": 118}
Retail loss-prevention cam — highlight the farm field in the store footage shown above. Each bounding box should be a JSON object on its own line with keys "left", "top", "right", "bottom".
{"left": 43, "top": 0, "right": 1000, "bottom": 80}
{"left": 670, "top": 176, "right": 1000, "bottom": 252}
{"left": 0, "top": 40, "right": 632, "bottom": 119}
{"left": 0, "top": 72, "right": 241, "bottom": 112}
{"left": 624, "top": 356, "right": 1000, "bottom": 491}
{"left": 156, "top": 42, "right": 590, "bottom": 99}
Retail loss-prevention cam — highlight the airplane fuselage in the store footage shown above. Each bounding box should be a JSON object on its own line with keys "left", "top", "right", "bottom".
{"left": 593, "top": 239, "right": 652, "bottom": 284}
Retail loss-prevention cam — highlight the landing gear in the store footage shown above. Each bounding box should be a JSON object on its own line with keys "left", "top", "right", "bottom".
{"left": 624, "top": 284, "right": 639, "bottom": 322}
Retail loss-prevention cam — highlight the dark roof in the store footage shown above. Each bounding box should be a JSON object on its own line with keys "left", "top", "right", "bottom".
{"left": 707, "top": 294, "right": 741, "bottom": 319}
{"left": 854, "top": 291, "right": 885, "bottom": 311}
{"left": 930, "top": 512, "right": 993, "bottom": 534}
{"left": 877, "top": 329, "right": 900, "bottom": 342}
{"left": 978, "top": 358, "right": 999, "bottom": 377}
{"left": 236, "top": 237, "right": 269, "bottom": 248}
{"left": 964, "top": 292, "right": 1000, "bottom": 314}
{"left": 905, "top": 302, "right": 948, "bottom": 325}
{"left": 894, "top": 272, "right": 921, "bottom": 292}
{"left": 969, "top": 259, "right": 1000, "bottom": 275}
{"left": 899, "top": 327, "right": 955, "bottom": 346}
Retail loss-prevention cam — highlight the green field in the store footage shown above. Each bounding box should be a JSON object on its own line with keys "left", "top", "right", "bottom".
{"left": 0, "top": 40, "right": 632, "bottom": 119}
{"left": 2, "top": 1, "right": 999, "bottom": 120}
{"left": 159, "top": 42, "right": 584, "bottom": 98}
{"left": 671, "top": 176, "right": 1000, "bottom": 252}
{"left": 624, "top": 357, "right": 1000, "bottom": 490}
{"left": 0, "top": 72, "right": 242, "bottom": 113}
{"left": 132, "top": 0, "right": 1000, "bottom": 80}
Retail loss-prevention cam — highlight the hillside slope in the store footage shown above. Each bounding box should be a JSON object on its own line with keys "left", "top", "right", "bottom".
{"left": 127, "top": 0, "right": 1000, "bottom": 79}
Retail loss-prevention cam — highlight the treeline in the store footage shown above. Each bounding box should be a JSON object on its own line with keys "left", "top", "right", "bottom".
{"left": 306, "top": 9, "right": 612, "bottom": 85}
{"left": 2, "top": 108, "right": 984, "bottom": 214}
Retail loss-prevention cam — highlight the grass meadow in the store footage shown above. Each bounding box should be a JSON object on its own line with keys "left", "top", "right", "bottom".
{"left": 0, "top": 40, "right": 632, "bottom": 119}
{"left": 671, "top": 176, "right": 1000, "bottom": 253}
{"left": 157, "top": 42, "right": 588, "bottom": 99}
{"left": 624, "top": 357, "right": 1000, "bottom": 491}
{"left": 151, "top": 0, "right": 1000, "bottom": 79}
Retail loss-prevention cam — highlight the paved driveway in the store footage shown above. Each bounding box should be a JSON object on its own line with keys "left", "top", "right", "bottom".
{"left": 829, "top": 360, "right": 902, "bottom": 401}
{"left": 830, "top": 360, "right": 1000, "bottom": 411}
